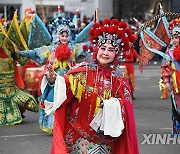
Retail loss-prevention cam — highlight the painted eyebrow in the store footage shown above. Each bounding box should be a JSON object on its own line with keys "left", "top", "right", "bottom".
{"left": 109, "top": 47, "right": 115, "bottom": 50}
{"left": 101, "top": 45, "right": 106, "bottom": 48}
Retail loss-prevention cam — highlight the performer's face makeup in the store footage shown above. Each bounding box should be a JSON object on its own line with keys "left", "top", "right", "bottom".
{"left": 172, "top": 34, "right": 180, "bottom": 47}
{"left": 97, "top": 43, "right": 117, "bottom": 68}
{"left": 59, "top": 31, "right": 69, "bottom": 44}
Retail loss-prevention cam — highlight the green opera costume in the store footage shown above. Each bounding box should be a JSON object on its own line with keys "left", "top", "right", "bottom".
{"left": 0, "top": 12, "right": 38, "bottom": 126}
{"left": 0, "top": 53, "right": 38, "bottom": 126}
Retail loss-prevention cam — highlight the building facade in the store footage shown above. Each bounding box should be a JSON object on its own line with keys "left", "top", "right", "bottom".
{"left": 0, "top": 0, "right": 113, "bottom": 22}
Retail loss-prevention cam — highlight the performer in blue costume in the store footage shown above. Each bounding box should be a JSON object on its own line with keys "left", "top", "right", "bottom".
{"left": 15, "top": 11, "right": 94, "bottom": 133}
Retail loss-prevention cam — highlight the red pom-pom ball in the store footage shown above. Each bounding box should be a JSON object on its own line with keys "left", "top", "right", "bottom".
{"left": 82, "top": 45, "right": 88, "bottom": 51}
{"left": 103, "top": 18, "right": 111, "bottom": 26}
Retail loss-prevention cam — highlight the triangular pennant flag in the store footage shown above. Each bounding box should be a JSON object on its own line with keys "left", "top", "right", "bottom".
{"left": 20, "top": 15, "right": 30, "bottom": 44}
{"left": 26, "top": 15, "right": 33, "bottom": 32}
{"left": 0, "top": 32, "right": 10, "bottom": 57}
{"left": 0, "top": 31, "right": 5, "bottom": 46}
{"left": 154, "top": 19, "right": 170, "bottom": 45}
{"left": 139, "top": 39, "right": 155, "bottom": 72}
{"left": 154, "top": 3, "right": 170, "bottom": 45}
{"left": 28, "top": 14, "right": 52, "bottom": 49}
{"left": 139, "top": 29, "right": 169, "bottom": 72}
{"left": 0, "top": 23, "right": 14, "bottom": 57}
{"left": 0, "top": 22, "right": 7, "bottom": 34}
{"left": 4, "top": 11, "right": 28, "bottom": 51}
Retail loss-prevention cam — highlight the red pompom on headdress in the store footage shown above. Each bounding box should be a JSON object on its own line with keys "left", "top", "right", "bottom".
{"left": 94, "top": 29, "right": 103, "bottom": 37}
{"left": 103, "top": 18, "right": 111, "bottom": 26}
{"left": 82, "top": 45, "right": 88, "bottom": 51}
{"left": 124, "top": 28, "right": 133, "bottom": 35}
{"left": 111, "top": 19, "right": 119, "bottom": 26}
{"left": 101, "top": 26, "right": 109, "bottom": 34}
{"left": 129, "top": 34, "right": 137, "bottom": 43}
{"left": 93, "top": 22, "right": 101, "bottom": 29}
{"left": 89, "top": 28, "right": 95, "bottom": 36}
{"left": 119, "top": 21, "right": 128, "bottom": 29}
{"left": 108, "top": 26, "right": 118, "bottom": 34}
{"left": 117, "top": 30, "right": 125, "bottom": 38}
{"left": 88, "top": 46, "right": 93, "bottom": 52}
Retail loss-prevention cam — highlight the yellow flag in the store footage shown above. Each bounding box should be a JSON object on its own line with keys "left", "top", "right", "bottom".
{"left": 0, "top": 23, "right": 15, "bottom": 57}
{"left": 0, "top": 22, "right": 7, "bottom": 34}
{"left": 20, "top": 16, "right": 29, "bottom": 44}
{"left": 26, "top": 15, "right": 33, "bottom": 33}
{"left": 0, "top": 32, "right": 11, "bottom": 57}
{"left": 4, "top": 11, "right": 28, "bottom": 51}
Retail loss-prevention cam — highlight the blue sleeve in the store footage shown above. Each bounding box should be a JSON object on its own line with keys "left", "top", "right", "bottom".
{"left": 19, "top": 45, "right": 54, "bottom": 65}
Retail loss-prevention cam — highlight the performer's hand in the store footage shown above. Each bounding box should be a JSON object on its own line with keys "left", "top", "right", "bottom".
{"left": 45, "top": 64, "right": 56, "bottom": 84}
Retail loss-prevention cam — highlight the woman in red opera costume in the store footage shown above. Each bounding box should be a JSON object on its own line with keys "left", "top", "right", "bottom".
{"left": 44, "top": 18, "right": 139, "bottom": 154}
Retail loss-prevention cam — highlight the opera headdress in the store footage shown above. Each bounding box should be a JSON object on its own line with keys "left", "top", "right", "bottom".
{"left": 169, "top": 18, "right": 180, "bottom": 37}
{"left": 89, "top": 18, "right": 137, "bottom": 52}
{"left": 48, "top": 16, "right": 75, "bottom": 43}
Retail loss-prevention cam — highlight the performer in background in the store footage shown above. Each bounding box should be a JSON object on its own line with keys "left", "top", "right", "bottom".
{"left": 137, "top": 3, "right": 180, "bottom": 134}
{"left": 0, "top": 17, "right": 38, "bottom": 126}
{"left": 45, "top": 18, "right": 139, "bottom": 154}
{"left": 121, "top": 41, "right": 139, "bottom": 99}
{"left": 161, "top": 18, "right": 180, "bottom": 135}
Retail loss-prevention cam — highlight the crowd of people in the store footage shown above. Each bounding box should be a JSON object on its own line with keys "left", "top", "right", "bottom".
{"left": 0, "top": 3, "right": 180, "bottom": 154}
